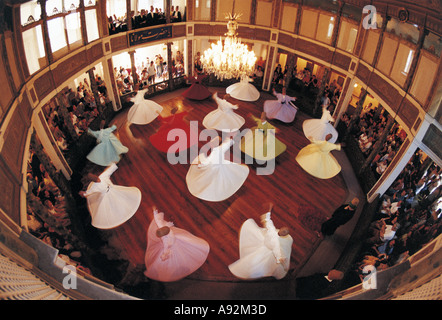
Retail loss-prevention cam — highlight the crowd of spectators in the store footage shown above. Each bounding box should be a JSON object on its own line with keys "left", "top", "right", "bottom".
{"left": 115, "top": 50, "right": 185, "bottom": 96}
{"left": 42, "top": 74, "right": 106, "bottom": 159}
{"left": 352, "top": 151, "right": 441, "bottom": 275}
{"left": 26, "top": 147, "right": 91, "bottom": 275}
{"left": 108, "top": 5, "right": 184, "bottom": 35}
{"left": 64, "top": 76, "right": 104, "bottom": 137}
{"left": 348, "top": 104, "right": 406, "bottom": 178}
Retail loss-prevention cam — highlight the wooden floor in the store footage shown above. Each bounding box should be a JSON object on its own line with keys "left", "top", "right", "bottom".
{"left": 92, "top": 88, "right": 348, "bottom": 282}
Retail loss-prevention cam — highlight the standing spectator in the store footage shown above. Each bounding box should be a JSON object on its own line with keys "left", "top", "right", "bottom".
{"left": 147, "top": 60, "right": 156, "bottom": 84}
{"left": 321, "top": 198, "right": 360, "bottom": 236}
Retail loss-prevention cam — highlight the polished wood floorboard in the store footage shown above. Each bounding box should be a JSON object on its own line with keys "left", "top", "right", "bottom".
{"left": 93, "top": 88, "right": 348, "bottom": 281}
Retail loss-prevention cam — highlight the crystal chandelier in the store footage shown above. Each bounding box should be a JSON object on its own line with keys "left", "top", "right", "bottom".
{"left": 201, "top": 11, "right": 257, "bottom": 81}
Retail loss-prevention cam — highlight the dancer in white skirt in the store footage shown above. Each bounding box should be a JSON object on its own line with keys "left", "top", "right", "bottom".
{"left": 79, "top": 163, "right": 141, "bottom": 229}
{"left": 144, "top": 207, "right": 210, "bottom": 282}
{"left": 226, "top": 76, "right": 260, "bottom": 102}
{"left": 186, "top": 136, "right": 249, "bottom": 202}
{"left": 263, "top": 87, "right": 298, "bottom": 123}
{"left": 127, "top": 87, "right": 163, "bottom": 125}
{"left": 228, "top": 203, "right": 293, "bottom": 280}
{"left": 202, "top": 93, "right": 245, "bottom": 132}
{"left": 302, "top": 105, "right": 338, "bottom": 143}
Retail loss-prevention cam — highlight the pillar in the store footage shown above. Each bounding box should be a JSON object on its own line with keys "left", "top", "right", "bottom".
{"left": 87, "top": 68, "right": 104, "bottom": 114}
{"left": 313, "top": 67, "right": 330, "bottom": 116}
{"left": 40, "top": 0, "right": 54, "bottom": 64}
{"left": 129, "top": 50, "right": 138, "bottom": 84}
{"left": 167, "top": 42, "right": 174, "bottom": 91}
{"left": 344, "top": 88, "right": 367, "bottom": 139}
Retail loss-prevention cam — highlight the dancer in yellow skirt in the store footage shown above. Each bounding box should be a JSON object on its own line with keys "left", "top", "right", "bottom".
{"left": 241, "top": 112, "right": 287, "bottom": 162}
{"left": 296, "top": 133, "right": 342, "bottom": 179}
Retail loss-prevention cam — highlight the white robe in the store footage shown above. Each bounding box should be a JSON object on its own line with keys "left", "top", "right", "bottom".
{"left": 127, "top": 89, "right": 163, "bottom": 125}
{"left": 226, "top": 76, "right": 260, "bottom": 102}
{"left": 144, "top": 210, "right": 210, "bottom": 282}
{"left": 186, "top": 138, "right": 249, "bottom": 202}
{"left": 302, "top": 107, "right": 338, "bottom": 143}
{"left": 263, "top": 91, "right": 298, "bottom": 123}
{"left": 202, "top": 93, "right": 245, "bottom": 132}
{"left": 228, "top": 213, "right": 293, "bottom": 280}
{"left": 83, "top": 163, "right": 142, "bottom": 229}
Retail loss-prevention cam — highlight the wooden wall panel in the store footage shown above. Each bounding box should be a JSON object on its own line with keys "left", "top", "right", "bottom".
{"left": 295, "top": 38, "right": 333, "bottom": 63}
{"left": 33, "top": 71, "right": 56, "bottom": 102}
{"left": 172, "top": 24, "right": 186, "bottom": 38}
{"left": 397, "top": 98, "right": 420, "bottom": 129}
{"left": 0, "top": 106, "right": 28, "bottom": 181}
{"left": 0, "top": 43, "right": 14, "bottom": 121}
{"left": 277, "top": 32, "right": 295, "bottom": 48}
{"left": 355, "top": 63, "right": 371, "bottom": 84}
{"left": 332, "top": 51, "right": 352, "bottom": 70}
{"left": 86, "top": 43, "right": 104, "bottom": 64}
{"left": 0, "top": 158, "right": 20, "bottom": 225}
{"left": 110, "top": 35, "right": 128, "bottom": 52}
{"left": 19, "top": 93, "right": 33, "bottom": 125}
{"left": 369, "top": 72, "right": 402, "bottom": 113}
{"left": 51, "top": 51, "right": 89, "bottom": 88}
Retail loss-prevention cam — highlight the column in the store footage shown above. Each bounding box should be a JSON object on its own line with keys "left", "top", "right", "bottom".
{"left": 87, "top": 68, "right": 104, "bottom": 114}
{"left": 250, "top": 0, "right": 257, "bottom": 25}
{"left": 126, "top": 0, "right": 132, "bottom": 30}
{"left": 294, "top": 0, "right": 303, "bottom": 35}
{"left": 283, "top": 53, "right": 296, "bottom": 89}
{"left": 330, "top": 1, "right": 344, "bottom": 48}
{"left": 129, "top": 50, "right": 138, "bottom": 84}
{"left": 404, "top": 27, "right": 427, "bottom": 91}
{"left": 40, "top": 0, "right": 54, "bottom": 64}
{"left": 334, "top": 76, "right": 354, "bottom": 126}
{"left": 167, "top": 42, "right": 174, "bottom": 91}
{"left": 79, "top": 0, "right": 88, "bottom": 45}
{"left": 313, "top": 67, "right": 330, "bottom": 116}
{"left": 371, "top": 12, "right": 389, "bottom": 67}
{"left": 344, "top": 87, "right": 367, "bottom": 139}
{"left": 262, "top": 46, "right": 277, "bottom": 91}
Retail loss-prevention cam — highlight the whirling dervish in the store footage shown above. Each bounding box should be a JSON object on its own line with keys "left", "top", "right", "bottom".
{"left": 202, "top": 93, "right": 245, "bottom": 132}
{"left": 127, "top": 85, "right": 163, "bottom": 125}
{"left": 79, "top": 163, "right": 142, "bottom": 229}
{"left": 186, "top": 136, "right": 249, "bottom": 202}
{"left": 226, "top": 75, "right": 260, "bottom": 102}
{"left": 296, "top": 133, "right": 343, "bottom": 179}
{"left": 240, "top": 112, "right": 287, "bottom": 162}
{"left": 144, "top": 207, "right": 210, "bottom": 282}
{"left": 228, "top": 203, "right": 293, "bottom": 280}
{"left": 302, "top": 105, "right": 338, "bottom": 143}
{"left": 149, "top": 107, "right": 199, "bottom": 154}
{"left": 263, "top": 87, "right": 298, "bottom": 123}
{"left": 86, "top": 120, "right": 128, "bottom": 166}
{"left": 181, "top": 72, "right": 212, "bottom": 100}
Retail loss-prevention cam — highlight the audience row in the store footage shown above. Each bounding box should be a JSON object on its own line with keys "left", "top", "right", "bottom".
{"left": 109, "top": 5, "right": 184, "bottom": 35}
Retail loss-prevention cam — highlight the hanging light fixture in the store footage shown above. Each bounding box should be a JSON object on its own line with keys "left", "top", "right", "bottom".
{"left": 201, "top": 2, "right": 257, "bottom": 81}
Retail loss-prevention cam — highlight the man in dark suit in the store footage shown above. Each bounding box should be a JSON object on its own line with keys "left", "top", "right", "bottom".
{"left": 321, "top": 197, "right": 359, "bottom": 236}
{"left": 147, "top": 6, "right": 158, "bottom": 25}
{"left": 173, "top": 6, "right": 182, "bottom": 22}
